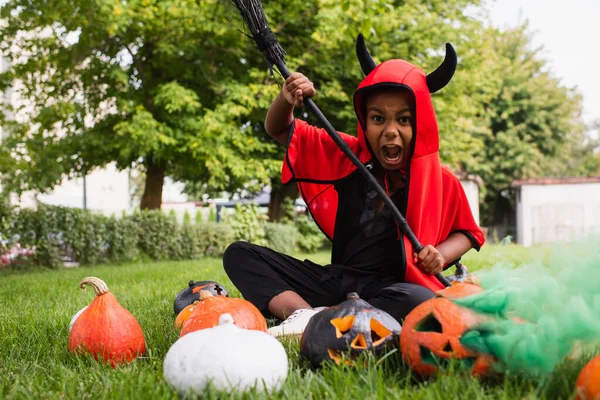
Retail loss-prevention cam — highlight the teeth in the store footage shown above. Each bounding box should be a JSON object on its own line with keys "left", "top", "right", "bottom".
{"left": 383, "top": 145, "right": 401, "bottom": 160}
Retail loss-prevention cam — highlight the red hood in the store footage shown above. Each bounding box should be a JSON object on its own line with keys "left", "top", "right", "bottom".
{"left": 349, "top": 37, "right": 484, "bottom": 292}
{"left": 353, "top": 60, "right": 439, "bottom": 161}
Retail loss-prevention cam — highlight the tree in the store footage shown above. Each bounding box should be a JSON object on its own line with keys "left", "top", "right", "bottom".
{"left": 3, "top": 0, "right": 592, "bottom": 224}
{"left": 0, "top": 0, "right": 282, "bottom": 209}
{"left": 464, "top": 25, "right": 598, "bottom": 227}
{"left": 0, "top": 0, "right": 494, "bottom": 216}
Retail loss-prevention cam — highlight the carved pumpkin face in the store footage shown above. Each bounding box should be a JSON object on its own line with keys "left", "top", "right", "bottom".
{"left": 300, "top": 293, "right": 401, "bottom": 367}
{"left": 400, "top": 297, "right": 494, "bottom": 377}
{"left": 173, "top": 280, "right": 229, "bottom": 315}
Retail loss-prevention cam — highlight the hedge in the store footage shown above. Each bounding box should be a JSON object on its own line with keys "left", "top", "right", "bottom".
{"left": 0, "top": 203, "right": 328, "bottom": 268}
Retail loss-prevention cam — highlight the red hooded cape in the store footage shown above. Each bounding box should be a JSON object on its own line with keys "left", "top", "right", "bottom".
{"left": 281, "top": 40, "right": 484, "bottom": 292}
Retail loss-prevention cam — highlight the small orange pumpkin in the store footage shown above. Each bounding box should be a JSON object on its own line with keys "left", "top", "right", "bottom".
{"left": 174, "top": 302, "right": 199, "bottom": 329}
{"left": 575, "top": 355, "right": 600, "bottom": 400}
{"left": 436, "top": 282, "right": 484, "bottom": 300}
{"left": 68, "top": 277, "right": 146, "bottom": 367}
{"left": 400, "top": 297, "right": 495, "bottom": 377}
{"left": 180, "top": 291, "right": 267, "bottom": 336}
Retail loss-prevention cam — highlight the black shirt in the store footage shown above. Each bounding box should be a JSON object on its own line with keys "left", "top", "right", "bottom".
{"left": 330, "top": 170, "right": 406, "bottom": 280}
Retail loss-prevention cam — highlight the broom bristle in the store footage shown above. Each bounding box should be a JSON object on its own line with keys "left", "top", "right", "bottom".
{"left": 230, "top": 0, "right": 286, "bottom": 67}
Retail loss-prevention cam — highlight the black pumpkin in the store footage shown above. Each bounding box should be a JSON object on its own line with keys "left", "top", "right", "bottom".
{"left": 300, "top": 292, "right": 401, "bottom": 367}
{"left": 173, "top": 280, "right": 229, "bottom": 315}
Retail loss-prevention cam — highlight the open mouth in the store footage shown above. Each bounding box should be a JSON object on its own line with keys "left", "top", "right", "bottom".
{"left": 381, "top": 144, "right": 403, "bottom": 163}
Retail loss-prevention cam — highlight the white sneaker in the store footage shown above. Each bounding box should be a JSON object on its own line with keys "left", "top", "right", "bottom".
{"left": 267, "top": 309, "right": 319, "bottom": 337}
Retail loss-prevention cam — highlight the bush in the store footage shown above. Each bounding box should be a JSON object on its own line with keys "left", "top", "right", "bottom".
{"left": 264, "top": 223, "right": 298, "bottom": 254}
{"left": 130, "top": 210, "right": 181, "bottom": 261}
{"left": 2, "top": 201, "right": 327, "bottom": 270}
{"left": 179, "top": 223, "right": 202, "bottom": 260}
{"left": 195, "top": 209, "right": 204, "bottom": 225}
{"left": 228, "top": 203, "right": 268, "bottom": 247}
{"left": 199, "top": 222, "right": 233, "bottom": 257}
{"left": 0, "top": 196, "right": 13, "bottom": 251}
{"left": 105, "top": 214, "right": 140, "bottom": 263}
{"left": 295, "top": 213, "right": 329, "bottom": 253}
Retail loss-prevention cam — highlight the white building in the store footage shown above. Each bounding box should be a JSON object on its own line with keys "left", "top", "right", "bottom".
{"left": 512, "top": 177, "right": 600, "bottom": 247}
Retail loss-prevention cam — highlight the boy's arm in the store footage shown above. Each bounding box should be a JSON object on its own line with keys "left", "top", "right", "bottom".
{"left": 265, "top": 73, "right": 316, "bottom": 146}
{"left": 265, "top": 91, "right": 294, "bottom": 145}
{"left": 436, "top": 232, "right": 473, "bottom": 265}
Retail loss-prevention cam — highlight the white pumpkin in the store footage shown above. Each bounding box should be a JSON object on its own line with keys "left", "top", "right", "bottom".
{"left": 69, "top": 306, "right": 88, "bottom": 331}
{"left": 164, "top": 313, "right": 288, "bottom": 394}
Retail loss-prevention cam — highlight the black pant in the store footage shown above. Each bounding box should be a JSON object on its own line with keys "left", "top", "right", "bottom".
{"left": 222, "top": 241, "right": 435, "bottom": 323}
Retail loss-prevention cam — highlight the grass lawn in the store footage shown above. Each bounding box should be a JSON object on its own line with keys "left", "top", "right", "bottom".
{"left": 0, "top": 244, "right": 591, "bottom": 399}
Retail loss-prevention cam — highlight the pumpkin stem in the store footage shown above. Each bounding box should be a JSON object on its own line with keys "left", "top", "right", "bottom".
{"left": 219, "top": 313, "right": 234, "bottom": 325}
{"left": 79, "top": 277, "right": 109, "bottom": 296}
{"left": 347, "top": 292, "right": 360, "bottom": 300}
{"left": 199, "top": 290, "right": 214, "bottom": 301}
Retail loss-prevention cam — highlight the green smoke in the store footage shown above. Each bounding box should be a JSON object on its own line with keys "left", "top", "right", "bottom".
{"left": 457, "top": 239, "right": 600, "bottom": 375}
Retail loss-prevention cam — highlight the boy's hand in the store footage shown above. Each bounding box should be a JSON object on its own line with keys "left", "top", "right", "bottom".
{"left": 282, "top": 73, "right": 316, "bottom": 108}
{"left": 413, "top": 245, "right": 445, "bottom": 276}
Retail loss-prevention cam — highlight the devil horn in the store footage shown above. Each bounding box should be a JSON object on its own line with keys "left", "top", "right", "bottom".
{"left": 426, "top": 43, "right": 457, "bottom": 93}
{"left": 356, "top": 34, "right": 376, "bottom": 76}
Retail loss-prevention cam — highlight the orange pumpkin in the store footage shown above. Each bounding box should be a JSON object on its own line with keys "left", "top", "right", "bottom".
{"left": 174, "top": 301, "right": 199, "bottom": 329}
{"left": 436, "top": 282, "right": 484, "bottom": 300}
{"left": 180, "top": 291, "right": 267, "bottom": 336}
{"left": 68, "top": 277, "right": 146, "bottom": 367}
{"left": 575, "top": 355, "right": 600, "bottom": 400}
{"left": 400, "top": 297, "right": 495, "bottom": 377}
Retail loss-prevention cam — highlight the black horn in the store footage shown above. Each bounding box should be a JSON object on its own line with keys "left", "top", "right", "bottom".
{"left": 426, "top": 43, "right": 457, "bottom": 93}
{"left": 356, "top": 34, "right": 376, "bottom": 76}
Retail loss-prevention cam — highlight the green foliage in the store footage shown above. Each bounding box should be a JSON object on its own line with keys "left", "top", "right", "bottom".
{"left": 295, "top": 213, "right": 329, "bottom": 253}
{"left": 104, "top": 214, "right": 141, "bottom": 263}
{"left": 0, "top": 0, "right": 283, "bottom": 205}
{"left": 182, "top": 210, "right": 191, "bottom": 226}
{"left": 228, "top": 203, "right": 268, "bottom": 246}
{"left": 130, "top": 210, "right": 181, "bottom": 261}
{"left": 197, "top": 222, "right": 233, "bottom": 258}
{"left": 279, "top": 197, "right": 297, "bottom": 224}
{"left": 195, "top": 209, "right": 204, "bottom": 225}
{"left": 179, "top": 223, "right": 202, "bottom": 260}
{"left": 264, "top": 222, "right": 298, "bottom": 254}
{"left": 208, "top": 207, "right": 217, "bottom": 223}
{"left": 0, "top": 196, "right": 13, "bottom": 251}
{"left": 3, "top": 205, "right": 238, "bottom": 267}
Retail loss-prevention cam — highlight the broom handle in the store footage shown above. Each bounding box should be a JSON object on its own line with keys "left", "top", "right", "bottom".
{"left": 274, "top": 60, "right": 450, "bottom": 287}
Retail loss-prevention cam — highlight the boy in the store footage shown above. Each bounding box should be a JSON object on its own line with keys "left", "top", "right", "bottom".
{"left": 224, "top": 35, "right": 484, "bottom": 337}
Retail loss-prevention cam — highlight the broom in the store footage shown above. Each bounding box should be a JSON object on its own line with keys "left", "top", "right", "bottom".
{"left": 230, "top": 0, "right": 451, "bottom": 287}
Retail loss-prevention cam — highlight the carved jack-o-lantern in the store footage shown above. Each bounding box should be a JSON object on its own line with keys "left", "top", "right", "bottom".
{"left": 300, "top": 293, "right": 401, "bottom": 367}
{"left": 173, "top": 280, "right": 229, "bottom": 315}
{"left": 400, "top": 297, "right": 495, "bottom": 377}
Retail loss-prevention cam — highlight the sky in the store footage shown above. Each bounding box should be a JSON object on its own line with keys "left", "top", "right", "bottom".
{"left": 488, "top": 0, "right": 600, "bottom": 128}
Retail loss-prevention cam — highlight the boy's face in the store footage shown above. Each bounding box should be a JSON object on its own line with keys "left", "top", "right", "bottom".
{"left": 364, "top": 90, "right": 414, "bottom": 170}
